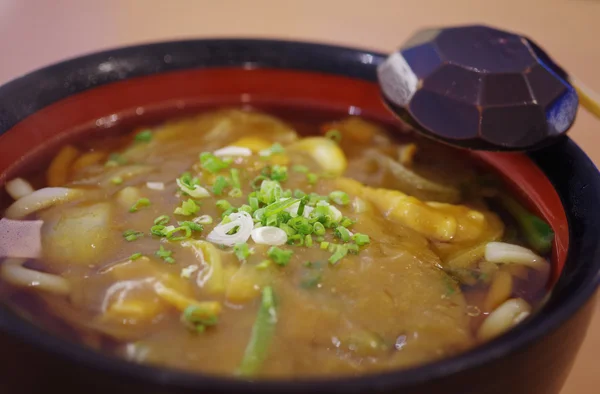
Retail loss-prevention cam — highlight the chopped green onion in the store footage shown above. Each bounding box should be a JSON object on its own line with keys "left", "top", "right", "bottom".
{"left": 164, "top": 225, "right": 192, "bottom": 241}
{"left": 234, "top": 242, "right": 252, "bottom": 262}
{"left": 230, "top": 168, "right": 242, "bottom": 189}
{"left": 329, "top": 191, "right": 350, "bottom": 205}
{"left": 111, "top": 176, "right": 123, "bottom": 185}
{"left": 256, "top": 260, "right": 271, "bottom": 270}
{"left": 279, "top": 223, "right": 296, "bottom": 236}
{"left": 335, "top": 226, "right": 352, "bottom": 242}
{"left": 238, "top": 204, "right": 253, "bottom": 214}
{"left": 270, "top": 143, "right": 285, "bottom": 154}
{"left": 267, "top": 246, "right": 293, "bottom": 266}
{"left": 222, "top": 207, "right": 236, "bottom": 218}
{"left": 129, "top": 252, "right": 143, "bottom": 260}
{"left": 304, "top": 234, "right": 313, "bottom": 247}
{"left": 340, "top": 216, "right": 355, "bottom": 227}
{"left": 292, "top": 165, "right": 309, "bottom": 174}
{"left": 229, "top": 188, "right": 243, "bottom": 198}
{"left": 313, "top": 222, "right": 326, "bottom": 235}
{"left": 105, "top": 153, "right": 127, "bottom": 167}
{"left": 213, "top": 175, "right": 229, "bottom": 195}
{"left": 155, "top": 245, "right": 175, "bottom": 263}
{"left": 216, "top": 199, "right": 232, "bottom": 211}
{"left": 306, "top": 173, "right": 319, "bottom": 185}
{"left": 320, "top": 241, "right": 330, "bottom": 250}
{"left": 174, "top": 198, "right": 199, "bottom": 216}
{"left": 249, "top": 196, "right": 259, "bottom": 211}
{"left": 150, "top": 225, "right": 166, "bottom": 236}
{"left": 154, "top": 215, "right": 170, "bottom": 225}
{"left": 325, "top": 129, "right": 342, "bottom": 143}
{"left": 237, "top": 286, "right": 277, "bottom": 376}
{"left": 199, "top": 152, "right": 230, "bottom": 173}
{"left": 194, "top": 215, "right": 213, "bottom": 225}
{"left": 129, "top": 198, "right": 151, "bottom": 213}
{"left": 178, "top": 221, "right": 204, "bottom": 232}
{"left": 134, "top": 129, "right": 153, "bottom": 142}
{"left": 270, "top": 165, "right": 288, "bottom": 182}
{"left": 294, "top": 189, "right": 306, "bottom": 198}
{"left": 329, "top": 244, "right": 348, "bottom": 265}
{"left": 123, "top": 229, "right": 144, "bottom": 242}
{"left": 288, "top": 216, "right": 313, "bottom": 235}
{"left": 353, "top": 233, "right": 371, "bottom": 246}
{"left": 181, "top": 305, "right": 219, "bottom": 333}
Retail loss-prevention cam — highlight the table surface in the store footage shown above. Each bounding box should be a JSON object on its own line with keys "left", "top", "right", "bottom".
{"left": 1, "top": 0, "right": 599, "bottom": 392}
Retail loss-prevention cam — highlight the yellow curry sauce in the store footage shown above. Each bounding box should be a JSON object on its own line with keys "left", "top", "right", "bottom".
{"left": 0, "top": 109, "right": 552, "bottom": 378}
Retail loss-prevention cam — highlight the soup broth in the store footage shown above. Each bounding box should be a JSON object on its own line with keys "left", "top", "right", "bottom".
{"left": 0, "top": 107, "right": 553, "bottom": 378}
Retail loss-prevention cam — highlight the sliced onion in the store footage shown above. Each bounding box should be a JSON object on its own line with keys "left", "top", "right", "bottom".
{"left": 0, "top": 218, "right": 43, "bottom": 258}
{"left": 213, "top": 146, "right": 252, "bottom": 157}
{"left": 0, "top": 258, "right": 71, "bottom": 295}
{"left": 477, "top": 298, "right": 531, "bottom": 340}
{"left": 251, "top": 226, "right": 288, "bottom": 246}
{"left": 485, "top": 242, "right": 549, "bottom": 271}
{"left": 5, "top": 178, "right": 35, "bottom": 200}
{"left": 176, "top": 178, "right": 210, "bottom": 198}
{"left": 146, "top": 182, "right": 165, "bottom": 191}
{"left": 206, "top": 211, "right": 254, "bottom": 246}
{"left": 4, "top": 187, "right": 83, "bottom": 219}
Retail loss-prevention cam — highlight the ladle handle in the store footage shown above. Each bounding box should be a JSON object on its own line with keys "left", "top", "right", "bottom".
{"left": 570, "top": 77, "right": 600, "bottom": 120}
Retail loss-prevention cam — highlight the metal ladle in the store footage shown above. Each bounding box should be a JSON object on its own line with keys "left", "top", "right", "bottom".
{"left": 377, "top": 25, "right": 600, "bottom": 151}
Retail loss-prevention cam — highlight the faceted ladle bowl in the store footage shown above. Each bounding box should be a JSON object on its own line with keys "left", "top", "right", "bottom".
{"left": 377, "top": 24, "right": 600, "bottom": 151}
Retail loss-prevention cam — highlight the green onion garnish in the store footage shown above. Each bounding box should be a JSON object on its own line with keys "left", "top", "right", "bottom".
{"left": 199, "top": 152, "right": 230, "bottom": 173}
{"left": 178, "top": 221, "right": 204, "bottom": 232}
{"left": 334, "top": 226, "right": 352, "bottom": 242}
{"left": 216, "top": 199, "right": 232, "bottom": 211}
{"left": 306, "top": 173, "right": 319, "bottom": 185}
{"left": 154, "top": 215, "right": 170, "bottom": 225}
{"left": 329, "top": 191, "right": 350, "bottom": 205}
{"left": 234, "top": 242, "right": 252, "bottom": 262}
{"left": 353, "top": 233, "right": 371, "bottom": 246}
{"left": 155, "top": 245, "right": 175, "bottom": 263}
{"left": 123, "top": 229, "right": 144, "bottom": 242}
{"left": 213, "top": 175, "right": 229, "bottom": 195}
{"left": 129, "top": 198, "right": 151, "bottom": 213}
{"left": 313, "top": 222, "right": 326, "bottom": 236}
{"left": 267, "top": 246, "right": 293, "bottom": 266}
{"left": 111, "top": 176, "right": 123, "bottom": 185}
{"left": 134, "top": 129, "right": 153, "bottom": 142}
{"left": 292, "top": 165, "right": 309, "bottom": 174}
{"left": 174, "top": 199, "right": 199, "bottom": 216}
{"left": 328, "top": 244, "right": 348, "bottom": 265}
{"left": 320, "top": 241, "right": 330, "bottom": 250}
{"left": 129, "top": 252, "right": 143, "bottom": 260}
{"left": 270, "top": 165, "right": 288, "bottom": 182}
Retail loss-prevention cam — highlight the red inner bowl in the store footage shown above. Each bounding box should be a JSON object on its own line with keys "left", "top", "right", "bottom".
{"left": 0, "top": 68, "right": 569, "bottom": 285}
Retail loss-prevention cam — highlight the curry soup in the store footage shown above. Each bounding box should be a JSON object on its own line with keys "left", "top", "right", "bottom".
{"left": 0, "top": 108, "right": 553, "bottom": 378}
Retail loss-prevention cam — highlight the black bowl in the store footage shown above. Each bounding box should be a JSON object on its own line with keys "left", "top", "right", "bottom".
{"left": 0, "top": 39, "right": 599, "bottom": 394}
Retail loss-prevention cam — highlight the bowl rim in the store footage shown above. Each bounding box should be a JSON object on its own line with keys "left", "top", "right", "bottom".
{"left": 1, "top": 38, "right": 600, "bottom": 392}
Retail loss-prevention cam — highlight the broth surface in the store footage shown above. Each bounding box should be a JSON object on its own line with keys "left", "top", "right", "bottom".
{"left": 0, "top": 107, "right": 552, "bottom": 378}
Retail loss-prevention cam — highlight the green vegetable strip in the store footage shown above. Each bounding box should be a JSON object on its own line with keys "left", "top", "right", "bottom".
{"left": 497, "top": 193, "right": 555, "bottom": 254}
{"left": 237, "top": 286, "right": 277, "bottom": 377}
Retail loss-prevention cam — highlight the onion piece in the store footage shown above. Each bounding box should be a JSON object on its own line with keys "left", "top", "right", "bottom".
{"left": 213, "top": 146, "right": 252, "bottom": 157}
{"left": 0, "top": 258, "right": 71, "bottom": 295}
{"left": 315, "top": 201, "right": 342, "bottom": 222}
{"left": 176, "top": 178, "right": 210, "bottom": 198}
{"left": 485, "top": 242, "right": 549, "bottom": 271}
{"left": 206, "top": 211, "right": 254, "bottom": 246}
{"left": 251, "top": 226, "right": 288, "bottom": 246}
{"left": 477, "top": 298, "right": 531, "bottom": 340}
{"left": 0, "top": 218, "right": 43, "bottom": 258}
{"left": 5, "top": 178, "right": 35, "bottom": 200}
{"left": 4, "top": 187, "right": 83, "bottom": 219}
{"left": 146, "top": 182, "right": 165, "bottom": 191}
